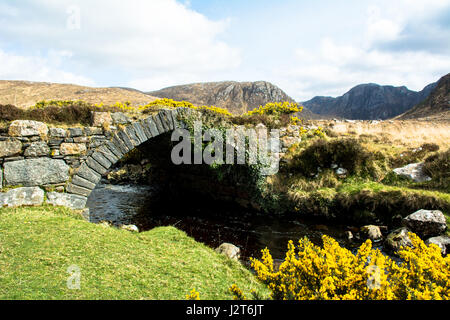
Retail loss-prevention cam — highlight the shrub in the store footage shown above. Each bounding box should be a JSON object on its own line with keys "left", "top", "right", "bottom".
{"left": 246, "top": 102, "right": 302, "bottom": 116}
{"left": 288, "top": 138, "right": 386, "bottom": 179}
{"left": 233, "top": 233, "right": 449, "bottom": 300}
{"left": 422, "top": 149, "right": 450, "bottom": 192}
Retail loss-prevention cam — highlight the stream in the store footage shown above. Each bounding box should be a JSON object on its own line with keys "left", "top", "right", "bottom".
{"left": 87, "top": 183, "right": 381, "bottom": 261}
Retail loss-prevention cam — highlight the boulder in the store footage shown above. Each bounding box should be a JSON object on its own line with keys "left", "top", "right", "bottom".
{"left": 425, "top": 236, "right": 450, "bottom": 256}
{"left": 4, "top": 158, "right": 69, "bottom": 186}
{"left": 46, "top": 192, "right": 87, "bottom": 210}
{"left": 215, "top": 243, "right": 241, "bottom": 260}
{"left": 24, "top": 141, "right": 50, "bottom": 157}
{"left": 91, "top": 112, "right": 112, "bottom": 127}
{"left": 60, "top": 143, "right": 87, "bottom": 156}
{"left": 9, "top": 120, "right": 48, "bottom": 137}
{"left": 0, "top": 187, "right": 44, "bottom": 207}
{"left": 0, "top": 139, "right": 22, "bottom": 158}
{"left": 393, "top": 163, "right": 431, "bottom": 182}
{"left": 335, "top": 168, "right": 348, "bottom": 176}
{"left": 360, "top": 225, "right": 383, "bottom": 242}
{"left": 402, "top": 209, "right": 447, "bottom": 237}
{"left": 120, "top": 224, "right": 139, "bottom": 233}
{"left": 384, "top": 227, "right": 413, "bottom": 253}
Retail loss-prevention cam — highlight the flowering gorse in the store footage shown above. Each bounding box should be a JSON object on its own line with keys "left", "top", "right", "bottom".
{"left": 246, "top": 102, "right": 302, "bottom": 116}
{"left": 235, "top": 232, "right": 449, "bottom": 300}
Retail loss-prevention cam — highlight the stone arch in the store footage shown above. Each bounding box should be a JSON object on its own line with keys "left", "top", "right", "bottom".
{"left": 65, "top": 108, "right": 189, "bottom": 207}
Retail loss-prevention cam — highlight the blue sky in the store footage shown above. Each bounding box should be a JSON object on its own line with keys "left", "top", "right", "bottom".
{"left": 0, "top": 0, "right": 449, "bottom": 101}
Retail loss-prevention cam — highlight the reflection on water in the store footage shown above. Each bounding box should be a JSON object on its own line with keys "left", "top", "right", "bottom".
{"left": 87, "top": 183, "right": 364, "bottom": 260}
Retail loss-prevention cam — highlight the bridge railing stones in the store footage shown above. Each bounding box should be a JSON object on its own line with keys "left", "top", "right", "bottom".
{"left": 0, "top": 108, "right": 186, "bottom": 211}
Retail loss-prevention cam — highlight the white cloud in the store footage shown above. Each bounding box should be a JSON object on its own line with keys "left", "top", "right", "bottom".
{"left": 0, "top": 49, "right": 95, "bottom": 85}
{"left": 0, "top": 0, "right": 240, "bottom": 88}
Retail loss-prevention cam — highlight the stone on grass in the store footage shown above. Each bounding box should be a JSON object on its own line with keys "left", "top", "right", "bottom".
{"left": 393, "top": 163, "right": 431, "bottom": 183}
{"left": 120, "top": 224, "right": 139, "bottom": 232}
{"left": 215, "top": 243, "right": 241, "bottom": 260}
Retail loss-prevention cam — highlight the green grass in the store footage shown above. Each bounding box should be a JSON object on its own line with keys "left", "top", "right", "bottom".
{"left": 0, "top": 206, "right": 267, "bottom": 300}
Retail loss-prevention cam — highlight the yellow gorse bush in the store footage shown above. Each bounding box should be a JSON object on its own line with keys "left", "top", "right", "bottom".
{"left": 246, "top": 102, "right": 302, "bottom": 116}
{"left": 243, "top": 232, "right": 449, "bottom": 300}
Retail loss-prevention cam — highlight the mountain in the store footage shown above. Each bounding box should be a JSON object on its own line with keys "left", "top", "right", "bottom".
{"left": 148, "top": 81, "right": 298, "bottom": 115}
{"left": 398, "top": 73, "right": 450, "bottom": 120}
{"left": 302, "top": 82, "right": 437, "bottom": 120}
{"left": 0, "top": 80, "right": 158, "bottom": 108}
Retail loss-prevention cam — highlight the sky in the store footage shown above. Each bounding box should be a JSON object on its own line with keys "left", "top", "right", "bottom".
{"left": 0, "top": 0, "right": 449, "bottom": 101}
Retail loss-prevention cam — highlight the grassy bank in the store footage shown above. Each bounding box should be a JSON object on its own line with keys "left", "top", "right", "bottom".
{"left": 0, "top": 206, "right": 267, "bottom": 300}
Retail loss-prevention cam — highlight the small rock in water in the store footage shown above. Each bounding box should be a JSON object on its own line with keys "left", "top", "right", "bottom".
{"left": 215, "top": 243, "right": 241, "bottom": 260}
{"left": 360, "top": 225, "right": 383, "bottom": 242}
{"left": 345, "top": 231, "right": 354, "bottom": 241}
{"left": 120, "top": 224, "right": 139, "bottom": 233}
{"left": 384, "top": 227, "right": 413, "bottom": 253}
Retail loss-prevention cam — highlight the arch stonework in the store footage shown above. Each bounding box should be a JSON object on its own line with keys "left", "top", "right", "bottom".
{"left": 65, "top": 108, "right": 189, "bottom": 207}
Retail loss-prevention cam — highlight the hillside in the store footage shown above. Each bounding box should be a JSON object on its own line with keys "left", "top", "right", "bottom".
{"left": 398, "top": 73, "right": 450, "bottom": 120}
{"left": 302, "top": 82, "right": 437, "bottom": 120}
{"left": 149, "top": 81, "right": 300, "bottom": 115}
{"left": 0, "top": 80, "right": 158, "bottom": 108}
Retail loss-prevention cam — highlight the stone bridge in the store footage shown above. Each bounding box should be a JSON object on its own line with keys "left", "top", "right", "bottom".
{"left": 0, "top": 108, "right": 190, "bottom": 210}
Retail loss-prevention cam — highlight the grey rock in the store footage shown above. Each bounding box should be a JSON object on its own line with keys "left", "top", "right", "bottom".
{"left": 116, "top": 131, "right": 134, "bottom": 151}
{"left": 9, "top": 120, "right": 48, "bottom": 137}
{"left": 75, "top": 163, "right": 101, "bottom": 184}
{"left": 71, "top": 175, "right": 96, "bottom": 190}
{"left": 335, "top": 167, "right": 348, "bottom": 175}
{"left": 384, "top": 227, "right": 413, "bottom": 253}
{"left": 402, "top": 209, "right": 447, "bottom": 237}
{"left": 425, "top": 236, "right": 450, "bottom": 255}
{"left": 68, "top": 128, "right": 83, "bottom": 137}
{"left": 393, "top": 163, "right": 431, "bottom": 183}
{"left": 360, "top": 225, "right": 383, "bottom": 241}
{"left": 120, "top": 224, "right": 139, "bottom": 232}
{"left": 46, "top": 192, "right": 87, "bottom": 210}
{"left": 215, "top": 243, "right": 241, "bottom": 260}
{"left": 4, "top": 158, "right": 69, "bottom": 186}
{"left": 111, "top": 112, "right": 131, "bottom": 125}
{"left": 84, "top": 127, "right": 103, "bottom": 136}
{"left": 0, "top": 139, "right": 22, "bottom": 158}
{"left": 86, "top": 157, "right": 108, "bottom": 175}
{"left": 49, "top": 128, "right": 67, "bottom": 138}
{"left": 66, "top": 183, "right": 92, "bottom": 197}
{"left": 0, "top": 187, "right": 44, "bottom": 208}
{"left": 24, "top": 141, "right": 50, "bottom": 157}
{"left": 91, "top": 152, "right": 113, "bottom": 169}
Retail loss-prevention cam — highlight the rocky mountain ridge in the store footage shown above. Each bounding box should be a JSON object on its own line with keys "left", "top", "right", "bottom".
{"left": 302, "top": 82, "right": 437, "bottom": 120}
